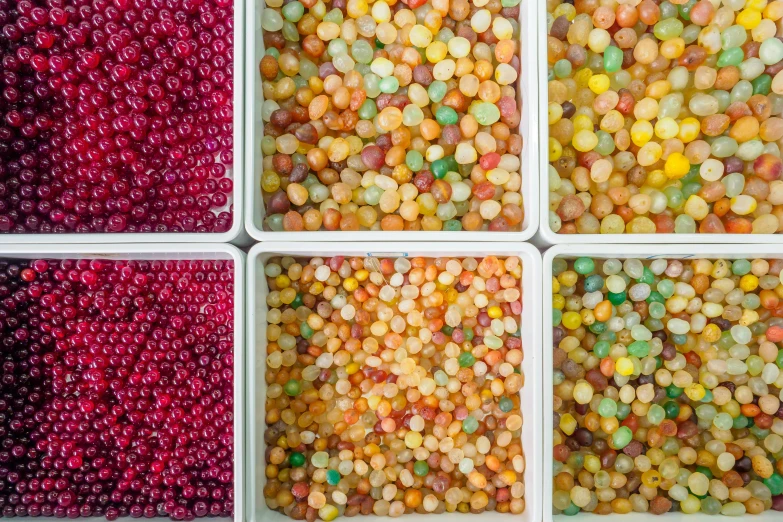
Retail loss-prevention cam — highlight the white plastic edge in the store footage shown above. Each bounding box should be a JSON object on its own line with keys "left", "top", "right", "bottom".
{"left": 0, "top": 243, "right": 245, "bottom": 522}
{"left": 243, "top": 1, "right": 539, "bottom": 242}
{"left": 246, "top": 241, "right": 542, "bottom": 522}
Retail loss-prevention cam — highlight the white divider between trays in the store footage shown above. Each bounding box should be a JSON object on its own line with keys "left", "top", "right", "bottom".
{"left": 3, "top": 0, "right": 245, "bottom": 245}
{"left": 247, "top": 242, "right": 542, "bottom": 522}
{"left": 0, "top": 243, "right": 245, "bottom": 522}
{"left": 244, "top": 1, "right": 539, "bottom": 242}
{"left": 543, "top": 243, "right": 783, "bottom": 522}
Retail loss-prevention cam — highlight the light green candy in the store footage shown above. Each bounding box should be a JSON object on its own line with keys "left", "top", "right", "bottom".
{"left": 722, "top": 172, "right": 745, "bottom": 198}
{"left": 472, "top": 102, "right": 500, "bottom": 126}
{"left": 721, "top": 25, "right": 747, "bottom": 49}
{"left": 653, "top": 18, "right": 683, "bottom": 40}
{"left": 351, "top": 40, "right": 373, "bottom": 64}
{"left": 713, "top": 412, "right": 733, "bottom": 430}
{"left": 484, "top": 335, "right": 503, "bottom": 349}
{"left": 311, "top": 451, "right": 329, "bottom": 468}
{"left": 261, "top": 9, "right": 284, "bottom": 31}
{"left": 282, "top": 2, "right": 304, "bottom": 22}
{"left": 323, "top": 8, "right": 343, "bottom": 23}
{"left": 711, "top": 137, "right": 739, "bottom": 158}
{"left": 647, "top": 404, "right": 665, "bottom": 425}
{"left": 760, "top": 37, "right": 783, "bottom": 66}
{"left": 327, "top": 39, "right": 348, "bottom": 57}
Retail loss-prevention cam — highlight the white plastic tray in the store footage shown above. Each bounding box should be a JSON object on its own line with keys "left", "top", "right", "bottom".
{"left": 2, "top": 2, "right": 245, "bottom": 245}
{"left": 244, "top": 2, "right": 539, "bottom": 242}
{"left": 247, "top": 241, "right": 542, "bottom": 522}
{"left": 542, "top": 243, "right": 783, "bottom": 522}
{"left": 0, "top": 243, "right": 246, "bottom": 522}
{"left": 535, "top": 1, "right": 783, "bottom": 246}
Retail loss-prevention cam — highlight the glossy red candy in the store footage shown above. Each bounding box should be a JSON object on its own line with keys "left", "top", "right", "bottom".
{"left": 0, "top": 258, "right": 235, "bottom": 520}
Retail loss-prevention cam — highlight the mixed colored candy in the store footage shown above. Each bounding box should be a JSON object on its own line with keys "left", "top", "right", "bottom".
{"left": 263, "top": 255, "right": 526, "bottom": 520}
{"left": 259, "top": 0, "right": 525, "bottom": 232}
{"left": 552, "top": 256, "right": 783, "bottom": 515}
{"left": 547, "top": 0, "right": 783, "bottom": 235}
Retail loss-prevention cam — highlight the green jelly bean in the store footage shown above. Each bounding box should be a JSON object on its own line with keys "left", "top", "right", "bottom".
{"left": 406, "top": 150, "right": 423, "bottom": 172}
{"left": 663, "top": 400, "right": 680, "bottom": 419}
{"left": 554, "top": 59, "right": 572, "bottom": 78}
{"left": 443, "top": 219, "right": 462, "bottom": 231}
{"left": 764, "top": 473, "right": 783, "bottom": 496}
{"left": 431, "top": 159, "right": 449, "bottom": 179}
{"left": 574, "top": 257, "right": 595, "bottom": 275}
{"left": 326, "top": 469, "right": 341, "bottom": 485}
{"left": 282, "top": 1, "right": 304, "bottom": 22}
{"left": 593, "top": 341, "right": 610, "bottom": 358}
{"left": 472, "top": 102, "right": 500, "bottom": 126}
{"left": 462, "top": 416, "right": 479, "bottom": 434}
{"left": 612, "top": 426, "right": 632, "bottom": 449}
{"left": 379, "top": 76, "right": 399, "bottom": 94}
{"left": 300, "top": 322, "right": 314, "bottom": 339}
{"left": 653, "top": 18, "right": 684, "bottom": 40}
{"left": 499, "top": 396, "right": 514, "bottom": 413}
{"left": 598, "top": 398, "right": 618, "bottom": 418}
{"left": 289, "top": 451, "right": 305, "bottom": 467}
{"left": 428, "top": 81, "right": 447, "bottom": 102}
{"left": 458, "top": 351, "right": 476, "bottom": 367}
{"left": 647, "top": 404, "right": 665, "bottom": 425}
{"left": 628, "top": 340, "right": 650, "bottom": 357}
{"left": 604, "top": 46, "right": 623, "bottom": 73}
{"left": 608, "top": 291, "right": 626, "bottom": 305}
{"left": 413, "top": 460, "right": 430, "bottom": 476}
{"left": 584, "top": 274, "right": 603, "bottom": 292}
{"left": 753, "top": 74, "right": 772, "bottom": 95}
{"left": 666, "top": 385, "right": 683, "bottom": 399}
{"left": 435, "top": 106, "right": 458, "bottom": 126}
{"left": 717, "top": 47, "right": 744, "bottom": 67}
{"left": 284, "top": 379, "right": 302, "bottom": 396}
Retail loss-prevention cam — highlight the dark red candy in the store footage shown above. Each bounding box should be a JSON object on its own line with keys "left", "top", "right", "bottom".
{"left": 413, "top": 171, "right": 434, "bottom": 193}
{"left": 361, "top": 145, "right": 386, "bottom": 170}
{"left": 488, "top": 216, "right": 510, "bottom": 231}
{"left": 0, "top": 1, "right": 235, "bottom": 234}
{"left": 0, "top": 258, "right": 235, "bottom": 520}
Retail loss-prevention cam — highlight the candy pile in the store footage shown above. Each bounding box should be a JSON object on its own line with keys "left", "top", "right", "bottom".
{"left": 0, "top": 0, "right": 234, "bottom": 234}
{"left": 259, "top": 0, "right": 524, "bottom": 232}
{"left": 263, "top": 255, "right": 526, "bottom": 520}
{"left": 0, "top": 258, "right": 235, "bottom": 520}
{"left": 552, "top": 256, "right": 783, "bottom": 515}
{"left": 547, "top": 0, "right": 783, "bottom": 235}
